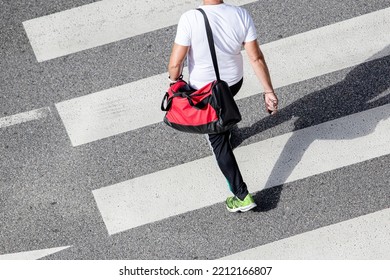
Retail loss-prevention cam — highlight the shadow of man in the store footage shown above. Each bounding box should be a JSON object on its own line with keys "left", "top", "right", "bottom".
{"left": 233, "top": 46, "right": 390, "bottom": 211}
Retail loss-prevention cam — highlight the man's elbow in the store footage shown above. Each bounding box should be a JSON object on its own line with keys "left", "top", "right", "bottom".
{"left": 250, "top": 55, "right": 265, "bottom": 65}
{"left": 168, "top": 63, "right": 181, "bottom": 71}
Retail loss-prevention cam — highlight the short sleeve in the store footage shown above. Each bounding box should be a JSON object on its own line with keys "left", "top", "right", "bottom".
{"left": 243, "top": 9, "right": 257, "bottom": 42}
{"left": 174, "top": 13, "right": 191, "bottom": 46}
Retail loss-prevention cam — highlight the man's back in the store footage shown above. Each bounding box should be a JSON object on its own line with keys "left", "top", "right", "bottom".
{"left": 175, "top": 3, "right": 257, "bottom": 88}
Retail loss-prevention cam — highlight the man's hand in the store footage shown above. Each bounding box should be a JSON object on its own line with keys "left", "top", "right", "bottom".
{"left": 264, "top": 92, "right": 278, "bottom": 115}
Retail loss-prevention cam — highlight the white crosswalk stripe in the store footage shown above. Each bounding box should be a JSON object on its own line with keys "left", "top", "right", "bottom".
{"left": 1, "top": 0, "right": 390, "bottom": 260}
{"left": 0, "top": 246, "right": 71, "bottom": 260}
{"left": 0, "top": 107, "right": 51, "bottom": 128}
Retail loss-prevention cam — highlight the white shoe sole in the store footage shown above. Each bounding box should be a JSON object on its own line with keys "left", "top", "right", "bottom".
{"left": 226, "top": 202, "right": 257, "bottom": 213}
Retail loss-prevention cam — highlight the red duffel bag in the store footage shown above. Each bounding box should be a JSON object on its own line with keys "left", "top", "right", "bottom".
{"left": 161, "top": 78, "right": 241, "bottom": 134}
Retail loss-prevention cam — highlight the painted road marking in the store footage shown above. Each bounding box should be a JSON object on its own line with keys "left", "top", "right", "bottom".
{"left": 55, "top": 7, "right": 390, "bottom": 146}
{"left": 221, "top": 208, "right": 390, "bottom": 259}
{"left": 93, "top": 103, "right": 390, "bottom": 235}
{"left": 0, "top": 246, "right": 70, "bottom": 260}
{"left": 23, "top": 0, "right": 257, "bottom": 62}
{"left": 0, "top": 107, "right": 51, "bottom": 129}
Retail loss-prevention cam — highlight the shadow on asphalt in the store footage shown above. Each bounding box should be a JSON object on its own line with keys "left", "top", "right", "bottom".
{"left": 231, "top": 46, "right": 390, "bottom": 212}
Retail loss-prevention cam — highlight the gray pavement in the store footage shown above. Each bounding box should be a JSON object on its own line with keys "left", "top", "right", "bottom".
{"left": 1, "top": 0, "right": 390, "bottom": 259}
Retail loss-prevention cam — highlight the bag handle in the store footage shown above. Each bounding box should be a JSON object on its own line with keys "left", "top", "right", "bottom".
{"left": 162, "top": 84, "right": 210, "bottom": 111}
{"left": 161, "top": 92, "right": 172, "bottom": 111}
{"left": 197, "top": 8, "right": 221, "bottom": 82}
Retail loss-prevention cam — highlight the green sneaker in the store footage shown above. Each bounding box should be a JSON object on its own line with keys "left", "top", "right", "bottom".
{"left": 226, "top": 194, "right": 257, "bottom": 212}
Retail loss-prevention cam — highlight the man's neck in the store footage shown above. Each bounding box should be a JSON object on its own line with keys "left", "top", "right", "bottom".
{"left": 202, "top": 0, "right": 224, "bottom": 5}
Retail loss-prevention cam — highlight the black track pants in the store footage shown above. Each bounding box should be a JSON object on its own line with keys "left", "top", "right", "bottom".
{"left": 207, "top": 78, "right": 249, "bottom": 200}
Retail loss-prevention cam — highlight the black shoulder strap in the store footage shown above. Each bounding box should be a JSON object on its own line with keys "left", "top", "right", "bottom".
{"left": 197, "top": 8, "right": 221, "bottom": 81}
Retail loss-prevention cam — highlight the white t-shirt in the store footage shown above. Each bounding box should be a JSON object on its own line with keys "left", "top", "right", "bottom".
{"left": 174, "top": 3, "right": 257, "bottom": 89}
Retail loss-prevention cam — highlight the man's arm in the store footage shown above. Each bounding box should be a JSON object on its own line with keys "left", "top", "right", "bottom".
{"left": 244, "top": 40, "right": 278, "bottom": 114}
{"left": 168, "top": 43, "right": 189, "bottom": 82}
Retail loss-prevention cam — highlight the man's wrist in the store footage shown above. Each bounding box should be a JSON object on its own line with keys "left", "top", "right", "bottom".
{"left": 168, "top": 74, "right": 183, "bottom": 83}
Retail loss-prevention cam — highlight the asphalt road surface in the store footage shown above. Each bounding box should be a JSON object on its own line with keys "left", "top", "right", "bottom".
{"left": 1, "top": 0, "right": 390, "bottom": 260}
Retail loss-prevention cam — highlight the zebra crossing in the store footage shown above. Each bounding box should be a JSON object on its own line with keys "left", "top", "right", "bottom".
{"left": 93, "top": 103, "right": 390, "bottom": 235}
{"left": 49, "top": 7, "right": 390, "bottom": 146}
{"left": 0, "top": 0, "right": 390, "bottom": 260}
{"left": 23, "top": 0, "right": 257, "bottom": 62}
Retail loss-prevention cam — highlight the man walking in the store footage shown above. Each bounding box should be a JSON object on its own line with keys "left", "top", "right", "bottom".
{"left": 168, "top": 0, "right": 278, "bottom": 212}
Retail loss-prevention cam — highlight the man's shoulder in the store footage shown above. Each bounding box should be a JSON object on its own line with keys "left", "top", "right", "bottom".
{"left": 225, "top": 4, "right": 250, "bottom": 17}
{"left": 180, "top": 4, "right": 251, "bottom": 20}
{"left": 181, "top": 9, "right": 198, "bottom": 19}
{"left": 177, "top": 9, "right": 198, "bottom": 28}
